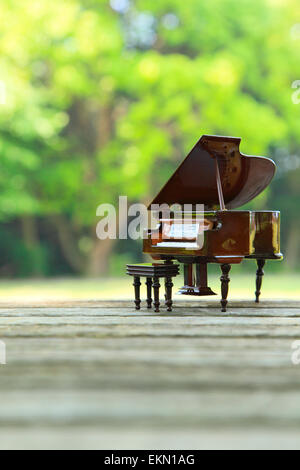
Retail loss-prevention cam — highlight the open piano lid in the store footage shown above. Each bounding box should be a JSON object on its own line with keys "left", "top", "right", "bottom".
{"left": 149, "top": 135, "right": 276, "bottom": 210}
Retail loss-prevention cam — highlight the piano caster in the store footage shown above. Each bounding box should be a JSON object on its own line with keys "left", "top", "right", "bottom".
{"left": 220, "top": 264, "right": 231, "bottom": 312}
{"left": 255, "top": 259, "right": 266, "bottom": 303}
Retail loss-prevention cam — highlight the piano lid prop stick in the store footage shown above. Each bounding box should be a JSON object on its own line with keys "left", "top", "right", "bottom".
{"left": 201, "top": 141, "right": 226, "bottom": 212}
{"left": 215, "top": 158, "right": 226, "bottom": 211}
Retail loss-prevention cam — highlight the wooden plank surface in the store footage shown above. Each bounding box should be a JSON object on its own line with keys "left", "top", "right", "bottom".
{"left": 0, "top": 300, "right": 300, "bottom": 449}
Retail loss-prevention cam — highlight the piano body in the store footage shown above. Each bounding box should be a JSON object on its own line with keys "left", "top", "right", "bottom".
{"left": 143, "top": 135, "right": 283, "bottom": 311}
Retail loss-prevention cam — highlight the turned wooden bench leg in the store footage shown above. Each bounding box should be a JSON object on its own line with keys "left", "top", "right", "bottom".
{"left": 153, "top": 276, "right": 160, "bottom": 313}
{"left": 133, "top": 276, "right": 141, "bottom": 310}
{"left": 255, "top": 259, "right": 266, "bottom": 303}
{"left": 146, "top": 277, "right": 153, "bottom": 309}
{"left": 220, "top": 264, "right": 231, "bottom": 312}
{"left": 165, "top": 276, "right": 174, "bottom": 312}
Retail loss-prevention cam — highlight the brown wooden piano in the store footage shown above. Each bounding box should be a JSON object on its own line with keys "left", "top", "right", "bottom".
{"left": 143, "top": 135, "right": 283, "bottom": 312}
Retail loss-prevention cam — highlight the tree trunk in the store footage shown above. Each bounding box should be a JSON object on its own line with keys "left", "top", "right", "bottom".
{"left": 51, "top": 214, "right": 86, "bottom": 273}
{"left": 86, "top": 193, "right": 129, "bottom": 276}
{"left": 86, "top": 238, "right": 116, "bottom": 277}
{"left": 21, "top": 215, "right": 45, "bottom": 276}
{"left": 21, "top": 215, "right": 39, "bottom": 249}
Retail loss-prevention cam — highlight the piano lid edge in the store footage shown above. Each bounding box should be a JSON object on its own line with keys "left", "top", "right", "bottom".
{"left": 226, "top": 153, "right": 276, "bottom": 209}
{"left": 147, "top": 134, "right": 276, "bottom": 210}
{"left": 148, "top": 134, "right": 243, "bottom": 209}
{"left": 200, "top": 134, "right": 242, "bottom": 145}
{"left": 148, "top": 136, "right": 203, "bottom": 209}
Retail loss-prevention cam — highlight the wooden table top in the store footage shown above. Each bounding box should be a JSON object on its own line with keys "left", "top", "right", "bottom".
{"left": 0, "top": 299, "right": 299, "bottom": 450}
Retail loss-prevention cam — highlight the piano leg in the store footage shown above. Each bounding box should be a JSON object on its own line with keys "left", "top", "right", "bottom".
{"left": 255, "top": 259, "right": 266, "bottom": 303}
{"left": 153, "top": 276, "right": 161, "bottom": 313}
{"left": 146, "top": 277, "right": 153, "bottom": 309}
{"left": 133, "top": 276, "right": 141, "bottom": 310}
{"left": 165, "top": 277, "right": 174, "bottom": 312}
{"left": 220, "top": 264, "right": 231, "bottom": 312}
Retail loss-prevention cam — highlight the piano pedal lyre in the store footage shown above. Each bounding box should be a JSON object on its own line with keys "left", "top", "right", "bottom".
{"left": 178, "top": 263, "right": 217, "bottom": 296}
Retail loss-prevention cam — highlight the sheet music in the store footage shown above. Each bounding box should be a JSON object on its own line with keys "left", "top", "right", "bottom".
{"left": 168, "top": 223, "right": 199, "bottom": 240}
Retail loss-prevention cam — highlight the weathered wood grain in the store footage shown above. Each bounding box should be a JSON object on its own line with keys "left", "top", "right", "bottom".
{"left": 0, "top": 305, "right": 300, "bottom": 317}
{"left": 0, "top": 299, "right": 299, "bottom": 309}
{"left": 0, "top": 300, "right": 300, "bottom": 449}
{"left": 1, "top": 320, "right": 300, "bottom": 339}
{"left": 1, "top": 389, "right": 300, "bottom": 427}
{"left": 1, "top": 427, "right": 300, "bottom": 450}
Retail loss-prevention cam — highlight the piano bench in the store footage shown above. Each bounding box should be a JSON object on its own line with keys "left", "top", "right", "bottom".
{"left": 126, "top": 263, "right": 180, "bottom": 312}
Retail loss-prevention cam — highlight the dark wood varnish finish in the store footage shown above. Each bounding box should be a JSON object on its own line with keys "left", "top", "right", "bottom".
{"left": 127, "top": 263, "right": 180, "bottom": 313}
{"left": 153, "top": 277, "right": 160, "bottom": 313}
{"left": 255, "top": 259, "right": 266, "bottom": 303}
{"left": 220, "top": 264, "right": 231, "bottom": 312}
{"left": 133, "top": 276, "right": 141, "bottom": 310}
{"left": 150, "top": 135, "right": 276, "bottom": 210}
{"left": 142, "top": 134, "right": 283, "bottom": 312}
{"left": 146, "top": 278, "right": 153, "bottom": 309}
{"left": 165, "top": 277, "right": 174, "bottom": 312}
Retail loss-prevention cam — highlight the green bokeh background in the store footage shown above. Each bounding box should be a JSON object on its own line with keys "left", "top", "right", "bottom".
{"left": 0, "top": 0, "right": 299, "bottom": 283}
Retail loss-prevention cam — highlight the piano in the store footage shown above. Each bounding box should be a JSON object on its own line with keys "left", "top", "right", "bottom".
{"left": 143, "top": 135, "right": 283, "bottom": 312}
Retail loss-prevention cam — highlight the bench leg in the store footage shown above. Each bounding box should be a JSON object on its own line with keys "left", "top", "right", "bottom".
{"left": 133, "top": 276, "right": 141, "bottom": 310}
{"left": 146, "top": 278, "right": 153, "bottom": 309}
{"left": 255, "top": 259, "right": 265, "bottom": 303}
{"left": 153, "top": 276, "right": 160, "bottom": 313}
{"left": 220, "top": 264, "right": 231, "bottom": 312}
{"left": 165, "top": 277, "right": 174, "bottom": 312}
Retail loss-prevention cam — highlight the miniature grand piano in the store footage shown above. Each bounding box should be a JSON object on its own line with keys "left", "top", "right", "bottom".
{"left": 143, "top": 135, "right": 283, "bottom": 312}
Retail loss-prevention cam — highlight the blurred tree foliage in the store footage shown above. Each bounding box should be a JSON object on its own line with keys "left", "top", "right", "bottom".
{"left": 0, "top": 0, "right": 299, "bottom": 276}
